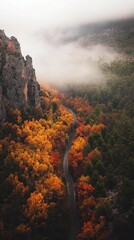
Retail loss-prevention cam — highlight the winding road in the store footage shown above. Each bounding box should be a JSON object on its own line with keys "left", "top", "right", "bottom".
{"left": 63, "top": 109, "right": 79, "bottom": 240}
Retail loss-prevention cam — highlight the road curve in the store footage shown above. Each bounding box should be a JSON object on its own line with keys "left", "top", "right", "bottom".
{"left": 63, "top": 109, "right": 79, "bottom": 240}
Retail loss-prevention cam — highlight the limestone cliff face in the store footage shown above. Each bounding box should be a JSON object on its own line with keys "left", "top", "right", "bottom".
{"left": 0, "top": 30, "right": 40, "bottom": 122}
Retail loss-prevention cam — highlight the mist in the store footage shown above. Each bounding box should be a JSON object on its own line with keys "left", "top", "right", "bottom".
{"left": 28, "top": 37, "right": 120, "bottom": 86}
{"left": 0, "top": 0, "right": 134, "bottom": 86}
{"left": 19, "top": 27, "right": 121, "bottom": 86}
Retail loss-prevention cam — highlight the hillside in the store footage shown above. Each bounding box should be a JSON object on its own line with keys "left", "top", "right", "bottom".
{"left": 0, "top": 20, "right": 134, "bottom": 240}
{"left": 63, "top": 19, "right": 134, "bottom": 240}
{"left": 68, "top": 18, "right": 134, "bottom": 56}
{"left": 0, "top": 32, "right": 74, "bottom": 240}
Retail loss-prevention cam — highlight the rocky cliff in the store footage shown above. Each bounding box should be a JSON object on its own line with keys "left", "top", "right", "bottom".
{"left": 0, "top": 30, "right": 40, "bottom": 122}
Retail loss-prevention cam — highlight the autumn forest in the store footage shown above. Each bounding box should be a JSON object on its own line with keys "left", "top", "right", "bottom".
{"left": 0, "top": 18, "right": 134, "bottom": 240}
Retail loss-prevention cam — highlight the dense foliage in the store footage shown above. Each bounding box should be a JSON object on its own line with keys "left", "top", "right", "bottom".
{"left": 64, "top": 58, "right": 134, "bottom": 239}
{"left": 0, "top": 92, "right": 73, "bottom": 240}
{"left": 0, "top": 20, "right": 134, "bottom": 240}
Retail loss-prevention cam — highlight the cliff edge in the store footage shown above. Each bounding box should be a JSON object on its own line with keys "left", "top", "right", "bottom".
{"left": 0, "top": 30, "right": 40, "bottom": 122}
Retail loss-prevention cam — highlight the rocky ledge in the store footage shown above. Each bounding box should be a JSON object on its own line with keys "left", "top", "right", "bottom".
{"left": 0, "top": 30, "right": 40, "bottom": 122}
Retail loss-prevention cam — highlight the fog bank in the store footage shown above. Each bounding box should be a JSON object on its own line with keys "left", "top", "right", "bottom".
{"left": 0, "top": 0, "right": 134, "bottom": 85}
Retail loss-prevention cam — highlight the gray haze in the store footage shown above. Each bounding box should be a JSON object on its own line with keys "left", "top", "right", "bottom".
{"left": 1, "top": 0, "right": 134, "bottom": 85}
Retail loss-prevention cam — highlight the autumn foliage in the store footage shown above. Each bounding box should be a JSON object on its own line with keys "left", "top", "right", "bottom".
{"left": 0, "top": 90, "right": 73, "bottom": 239}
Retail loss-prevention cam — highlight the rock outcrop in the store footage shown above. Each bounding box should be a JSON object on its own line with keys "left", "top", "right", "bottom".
{"left": 0, "top": 30, "right": 40, "bottom": 122}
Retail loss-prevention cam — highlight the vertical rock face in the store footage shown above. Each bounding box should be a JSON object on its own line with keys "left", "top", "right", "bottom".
{"left": 0, "top": 30, "right": 40, "bottom": 122}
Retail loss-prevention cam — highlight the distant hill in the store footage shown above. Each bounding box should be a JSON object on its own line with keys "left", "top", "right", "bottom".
{"left": 63, "top": 18, "right": 134, "bottom": 55}
{"left": 78, "top": 18, "right": 134, "bottom": 55}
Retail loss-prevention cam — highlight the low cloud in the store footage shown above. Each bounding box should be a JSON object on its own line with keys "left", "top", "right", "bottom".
{"left": 1, "top": 0, "right": 134, "bottom": 31}
{"left": 0, "top": 0, "right": 134, "bottom": 86}
{"left": 29, "top": 35, "right": 120, "bottom": 86}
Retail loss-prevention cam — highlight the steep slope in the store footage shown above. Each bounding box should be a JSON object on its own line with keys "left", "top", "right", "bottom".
{"left": 0, "top": 30, "right": 40, "bottom": 123}
{"left": 78, "top": 18, "right": 134, "bottom": 55}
